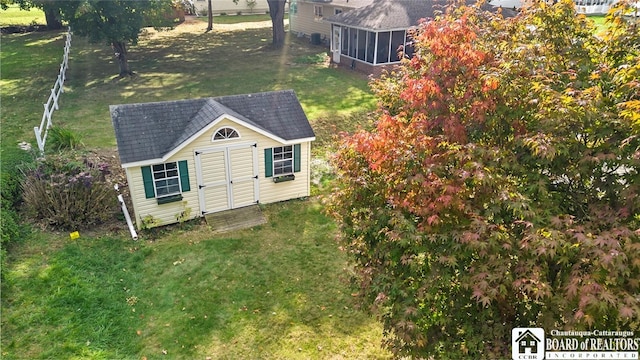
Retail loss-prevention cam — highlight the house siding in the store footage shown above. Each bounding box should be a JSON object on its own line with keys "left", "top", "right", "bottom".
{"left": 127, "top": 117, "right": 311, "bottom": 229}
{"left": 291, "top": 2, "right": 344, "bottom": 41}
{"left": 193, "top": 0, "right": 270, "bottom": 15}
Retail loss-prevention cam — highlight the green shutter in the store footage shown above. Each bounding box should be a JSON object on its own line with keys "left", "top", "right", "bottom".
{"left": 264, "top": 148, "right": 273, "bottom": 177}
{"left": 178, "top": 160, "right": 190, "bottom": 192}
{"left": 141, "top": 166, "right": 155, "bottom": 199}
{"left": 294, "top": 144, "right": 301, "bottom": 173}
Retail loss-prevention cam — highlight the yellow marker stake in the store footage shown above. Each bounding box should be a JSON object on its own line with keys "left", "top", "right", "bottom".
{"left": 70, "top": 231, "right": 80, "bottom": 240}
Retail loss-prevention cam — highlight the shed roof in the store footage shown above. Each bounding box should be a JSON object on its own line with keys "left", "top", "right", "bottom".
{"left": 324, "top": 0, "right": 513, "bottom": 30}
{"left": 110, "top": 90, "right": 315, "bottom": 165}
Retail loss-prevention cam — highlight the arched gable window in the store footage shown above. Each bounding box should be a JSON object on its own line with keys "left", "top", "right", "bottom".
{"left": 212, "top": 127, "right": 240, "bottom": 141}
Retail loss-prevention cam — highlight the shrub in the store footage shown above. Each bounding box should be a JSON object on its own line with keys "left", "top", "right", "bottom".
{"left": 0, "top": 206, "right": 26, "bottom": 278}
{"left": 1, "top": 145, "right": 34, "bottom": 209}
{"left": 0, "top": 145, "right": 34, "bottom": 278}
{"left": 328, "top": 2, "right": 640, "bottom": 358}
{"left": 46, "top": 126, "right": 83, "bottom": 152}
{"left": 21, "top": 152, "right": 118, "bottom": 230}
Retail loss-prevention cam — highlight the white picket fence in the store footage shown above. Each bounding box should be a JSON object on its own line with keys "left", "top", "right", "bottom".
{"left": 34, "top": 28, "right": 72, "bottom": 153}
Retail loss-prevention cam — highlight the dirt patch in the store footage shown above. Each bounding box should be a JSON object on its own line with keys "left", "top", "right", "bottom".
{"left": 56, "top": 148, "right": 135, "bottom": 238}
{"left": 86, "top": 148, "right": 136, "bottom": 234}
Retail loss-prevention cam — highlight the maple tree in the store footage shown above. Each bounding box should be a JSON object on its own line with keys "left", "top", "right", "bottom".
{"left": 327, "top": 0, "right": 640, "bottom": 357}
{"left": 58, "top": 0, "right": 174, "bottom": 77}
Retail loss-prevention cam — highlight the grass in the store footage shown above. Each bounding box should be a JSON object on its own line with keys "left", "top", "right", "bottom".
{"left": 2, "top": 200, "right": 389, "bottom": 359}
{"left": 1, "top": 12, "right": 386, "bottom": 360}
{"left": 0, "top": 5, "right": 45, "bottom": 26}
{"left": 587, "top": 14, "right": 608, "bottom": 34}
{"left": 1, "top": 19, "right": 375, "bottom": 150}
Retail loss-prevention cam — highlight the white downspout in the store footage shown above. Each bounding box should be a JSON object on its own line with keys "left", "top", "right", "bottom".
{"left": 115, "top": 185, "right": 138, "bottom": 240}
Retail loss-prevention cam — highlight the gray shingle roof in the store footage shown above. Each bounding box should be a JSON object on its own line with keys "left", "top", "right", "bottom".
{"left": 324, "top": 0, "right": 512, "bottom": 30}
{"left": 110, "top": 90, "right": 315, "bottom": 165}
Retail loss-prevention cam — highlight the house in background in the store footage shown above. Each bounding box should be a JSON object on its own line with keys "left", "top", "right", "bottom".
{"left": 289, "top": 0, "right": 373, "bottom": 44}
{"left": 191, "top": 0, "right": 270, "bottom": 15}
{"left": 110, "top": 90, "right": 315, "bottom": 229}
{"left": 324, "top": 0, "right": 514, "bottom": 75}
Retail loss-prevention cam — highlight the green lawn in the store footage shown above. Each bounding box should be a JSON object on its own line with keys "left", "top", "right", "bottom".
{"left": 1, "top": 16, "right": 385, "bottom": 360}
{"left": 1, "top": 19, "right": 375, "bottom": 151}
{"left": 2, "top": 200, "right": 389, "bottom": 359}
{"left": 0, "top": 5, "right": 45, "bottom": 26}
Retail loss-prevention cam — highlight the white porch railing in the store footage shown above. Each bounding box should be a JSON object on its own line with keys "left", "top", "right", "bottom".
{"left": 34, "top": 28, "right": 72, "bottom": 153}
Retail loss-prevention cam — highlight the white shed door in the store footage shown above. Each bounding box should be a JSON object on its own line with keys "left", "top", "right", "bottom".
{"left": 195, "top": 143, "right": 259, "bottom": 215}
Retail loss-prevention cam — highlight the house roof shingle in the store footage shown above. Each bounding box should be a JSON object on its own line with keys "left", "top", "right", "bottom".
{"left": 324, "top": 0, "right": 514, "bottom": 30}
{"left": 110, "top": 90, "right": 315, "bottom": 165}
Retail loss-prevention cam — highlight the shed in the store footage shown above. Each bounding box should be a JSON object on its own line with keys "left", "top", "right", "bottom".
{"left": 110, "top": 90, "right": 315, "bottom": 229}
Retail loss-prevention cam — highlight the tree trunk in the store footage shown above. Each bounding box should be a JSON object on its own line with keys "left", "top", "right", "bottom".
{"left": 206, "top": 0, "right": 213, "bottom": 32}
{"left": 43, "top": 3, "right": 63, "bottom": 30}
{"left": 267, "top": 0, "right": 286, "bottom": 48}
{"left": 112, "top": 41, "right": 133, "bottom": 77}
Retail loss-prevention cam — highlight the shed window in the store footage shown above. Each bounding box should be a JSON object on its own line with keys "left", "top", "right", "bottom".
{"left": 212, "top": 127, "right": 239, "bottom": 141}
{"left": 264, "top": 144, "right": 301, "bottom": 178}
{"left": 273, "top": 146, "right": 293, "bottom": 176}
{"left": 153, "top": 162, "right": 181, "bottom": 196}
{"left": 142, "top": 160, "right": 191, "bottom": 202}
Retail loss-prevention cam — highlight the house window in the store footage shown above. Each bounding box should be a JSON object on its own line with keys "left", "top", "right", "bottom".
{"left": 357, "top": 29, "right": 367, "bottom": 61}
{"left": 391, "top": 30, "right": 406, "bottom": 62}
{"left": 273, "top": 145, "right": 294, "bottom": 176}
{"left": 212, "top": 127, "right": 239, "bottom": 141}
{"left": 341, "top": 27, "right": 349, "bottom": 55}
{"left": 377, "top": 31, "right": 391, "bottom": 64}
{"left": 142, "top": 160, "right": 191, "bottom": 203}
{"left": 334, "top": 8, "right": 342, "bottom": 15}
{"left": 314, "top": 5, "right": 323, "bottom": 18}
{"left": 153, "top": 162, "right": 181, "bottom": 197}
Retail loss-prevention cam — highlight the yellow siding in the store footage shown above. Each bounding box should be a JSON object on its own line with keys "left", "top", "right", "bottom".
{"left": 127, "top": 117, "right": 311, "bottom": 229}
{"left": 229, "top": 147, "right": 256, "bottom": 208}
{"left": 193, "top": 0, "right": 270, "bottom": 14}
{"left": 291, "top": 2, "right": 344, "bottom": 39}
{"left": 200, "top": 150, "right": 229, "bottom": 213}
{"left": 126, "top": 160, "right": 201, "bottom": 230}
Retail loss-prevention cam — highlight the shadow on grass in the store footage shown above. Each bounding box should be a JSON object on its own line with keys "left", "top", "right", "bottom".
{"left": 133, "top": 199, "right": 387, "bottom": 359}
{"left": 2, "top": 20, "right": 375, "bottom": 149}
{"left": 1, "top": 200, "right": 390, "bottom": 359}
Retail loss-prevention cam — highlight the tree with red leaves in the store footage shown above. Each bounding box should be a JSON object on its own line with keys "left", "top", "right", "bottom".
{"left": 328, "top": 0, "right": 640, "bottom": 357}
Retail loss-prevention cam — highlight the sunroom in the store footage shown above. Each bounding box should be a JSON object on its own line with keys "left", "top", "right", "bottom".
{"left": 334, "top": 26, "right": 415, "bottom": 66}
{"left": 324, "top": 0, "right": 513, "bottom": 74}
